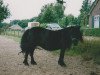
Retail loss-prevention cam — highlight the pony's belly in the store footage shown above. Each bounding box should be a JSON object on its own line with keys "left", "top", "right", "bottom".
{"left": 39, "top": 43, "right": 61, "bottom": 51}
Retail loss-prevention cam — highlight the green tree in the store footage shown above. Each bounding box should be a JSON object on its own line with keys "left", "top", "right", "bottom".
{"left": 10, "top": 19, "right": 30, "bottom": 28}
{"left": 79, "top": 0, "right": 91, "bottom": 26}
{"left": 0, "top": 0, "right": 10, "bottom": 22}
{"left": 59, "top": 14, "right": 79, "bottom": 27}
{"left": 10, "top": 20, "right": 20, "bottom": 25}
{"left": 66, "top": 14, "right": 79, "bottom": 25}
{"left": 59, "top": 17, "right": 69, "bottom": 27}
{"left": 54, "top": 3, "right": 65, "bottom": 20}
{"left": 37, "top": 3, "right": 65, "bottom": 23}
{"left": 0, "top": 22, "right": 11, "bottom": 29}
{"left": 18, "top": 19, "right": 29, "bottom": 28}
{"left": 67, "top": 14, "right": 75, "bottom": 25}
{"left": 29, "top": 17, "right": 36, "bottom": 22}
{"left": 56, "top": 0, "right": 66, "bottom": 5}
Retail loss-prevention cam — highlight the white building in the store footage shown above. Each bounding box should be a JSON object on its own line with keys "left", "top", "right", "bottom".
{"left": 25, "top": 22, "right": 40, "bottom": 30}
{"left": 28, "top": 22, "right": 40, "bottom": 28}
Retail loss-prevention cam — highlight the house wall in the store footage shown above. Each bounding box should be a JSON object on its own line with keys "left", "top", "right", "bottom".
{"left": 28, "top": 22, "right": 40, "bottom": 28}
{"left": 89, "top": 0, "right": 100, "bottom": 28}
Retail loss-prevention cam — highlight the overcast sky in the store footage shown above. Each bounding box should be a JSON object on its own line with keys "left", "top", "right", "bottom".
{"left": 4, "top": 0, "right": 84, "bottom": 22}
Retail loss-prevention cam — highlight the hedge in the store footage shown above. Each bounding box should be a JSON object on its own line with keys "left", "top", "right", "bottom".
{"left": 83, "top": 28, "right": 100, "bottom": 37}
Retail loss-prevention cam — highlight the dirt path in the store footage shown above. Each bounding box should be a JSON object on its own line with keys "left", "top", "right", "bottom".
{"left": 0, "top": 35, "right": 100, "bottom": 75}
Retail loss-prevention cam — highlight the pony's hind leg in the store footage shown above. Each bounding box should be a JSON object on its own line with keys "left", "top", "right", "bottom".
{"left": 23, "top": 51, "right": 29, "bottom": 66}
{"left": 30, "top": 49, "right": 37, "bottom": 65}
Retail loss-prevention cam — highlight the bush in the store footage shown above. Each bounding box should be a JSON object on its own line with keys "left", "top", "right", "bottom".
{"left": 0, "top": 28, "right": 4, "bottom": 34}
{"left": 40, "top": 23, "right": 47, "bottom": 28}
{"left": 67, "top": 39, "right": 100, "bottom": 65}
{"left": 83, "top": 28, "right": 100, "bottom": 37}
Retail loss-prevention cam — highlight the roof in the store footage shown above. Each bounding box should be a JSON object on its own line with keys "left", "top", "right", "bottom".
{"left": 9, "top": 25, "right": 23, "bottom": 30}
{"left": 89, "top": 0, "right": 99, "bottom": 15}
{"left": 47, "top": 23, "right": 61, "bottom": 27}
{"left": 46, "top": 23, "right": 62, "bottom": 30}
{"left": 25, "top": 27, "right": 30, "bottom": 30}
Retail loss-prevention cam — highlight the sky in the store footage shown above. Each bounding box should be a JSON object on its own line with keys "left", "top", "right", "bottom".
{"left": 3, "top": 0, "right": 84, "bottom": 22}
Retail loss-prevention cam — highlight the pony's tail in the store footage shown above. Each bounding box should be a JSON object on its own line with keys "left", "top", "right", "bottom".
{"left": 20, "top": 29, "right": 30, "bottom": 53}
{"left": 18, "top": 51, "right": 23, "bottom": 55}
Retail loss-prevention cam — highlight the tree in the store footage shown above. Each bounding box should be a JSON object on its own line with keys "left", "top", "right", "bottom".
{"left": 10, "top": 19, "right": 30, "bottom": 28}
{"left": 56, "top": 0, "right": 66, "bottom": 5}
{"left": 58, "top": 17, "right": 69, "bottom": 27}
{"left": 67, "top": 14, "right": 75, "bottom": 25}
{"left": 0, "top": 0, "right": 10, "bottom": 22}
{"left": 37, "top": 3, "right": 65, "bottom": 23}
{"left": 79, "top": 0, "right": 91, "bottom": 26}
{"left": 0, "top": 22, "right": 11, "bottom": 29}
{"left": 10, "top": 20, "right": 20, "bottom": 25}
{"left": 18, "top": 19, "right": 29, "bottom": 28}
{"left": 29, "top": 17, "right": 36, "bottom": 22}
{"left": 58, "top": 14, "right": 80, "bottom": 27}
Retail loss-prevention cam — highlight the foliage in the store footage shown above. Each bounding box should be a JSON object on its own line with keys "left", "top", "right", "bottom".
{"left": 67, "top": 14, "right": 80, "bottom": 25}
{"left": 56, "top": 0, "right": 65, "bottom": 4}
{"left": 40, "top": 23, "right": 47, "bottom": 28}
{"left": 18, "top": 20, "right": 29, "bottom": 28}
{"left": 0, "top": 22, "right": 11, "bottom": 28}
{"left": 37, "top": 3, "right": 65, "bottom": 23}
{"left": 59, "top": 14, "right": 80, "bottom": 27}
{"left": 69, "top": 39, "right": 100, "bottom": 64}
{"left": 10, "top": 20, "right": 28, "bottom": 28}
{"left": 79, "top": 0, "right": 91, "bottom": 26}
{"left": 29, "top": 17, "right": 37, "bottom": 22}
{"left": 53, "top": 38, "right": 100, "bottom": 65}
{"left": 58, "top": 17, "right": 69, "bottom": 27}
{"left": 10, "top": 20, "right": 20, "bottom": 25}
{"left": 83, "top": 28, "right": 100, "bottom": 37}
{"left": 10, "top": 17, "right": 36, "bottom": 28}
{"left": 0, "top": 0, "right": 10, "bottom": 22}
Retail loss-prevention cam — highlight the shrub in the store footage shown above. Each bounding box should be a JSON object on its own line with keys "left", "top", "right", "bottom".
{"left": 67, "top": 38, "right": 100, "bottom": 65}
{"left": 40, "top": 23, "right": 47, "bottom": 28}
{"left": 83, "top": 28, "right": 100, "bottom": 37}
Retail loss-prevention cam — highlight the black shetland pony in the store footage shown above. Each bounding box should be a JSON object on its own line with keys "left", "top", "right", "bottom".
{"left": 20, "top": 26, "right": 83, "bottom": 67}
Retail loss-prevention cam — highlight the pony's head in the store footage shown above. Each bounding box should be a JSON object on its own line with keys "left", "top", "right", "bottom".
{"left": 68, "top": 26, "right": 83, "bottom": 46}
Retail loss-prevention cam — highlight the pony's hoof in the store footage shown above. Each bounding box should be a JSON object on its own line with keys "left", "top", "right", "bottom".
{"left": 58, "top": 61, "right": 66, "bottom": 67}
{"left": 31, "top": 61, "right": 37, "bottom": 65}
{"left": 23, "top": 61, "right": 29, "bottom": 66}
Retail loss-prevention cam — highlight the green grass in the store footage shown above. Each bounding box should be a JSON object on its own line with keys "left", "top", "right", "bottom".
{"left": 81, "top": 40, "right": 100, "bottom": 64}
{"left": 2, "top": 35, "right": 21, "bottom": 43}
{"left": 53, "top": 38, "right": 100, "bottom": 65}
{"left": 1, "top": 29, "right": 23, "bottom": 37}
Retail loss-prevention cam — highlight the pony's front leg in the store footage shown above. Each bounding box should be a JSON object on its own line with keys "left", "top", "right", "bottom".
{"left": 23, "top": 52, "right": 29, "bottom": 66}
{"left": 58, "top": 49, "right": 66, "bottom": 67}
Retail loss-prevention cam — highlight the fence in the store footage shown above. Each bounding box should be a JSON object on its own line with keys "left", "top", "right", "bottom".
{"left": 1, "top": 28, "right": 100, "bottom": 37}
{"left": 0, "top": 29, "right": 24, "bottom": 37}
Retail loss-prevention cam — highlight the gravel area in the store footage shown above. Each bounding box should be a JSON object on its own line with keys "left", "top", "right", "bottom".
{"left": 0, "top": 35, "right": 100, "bottom": 75}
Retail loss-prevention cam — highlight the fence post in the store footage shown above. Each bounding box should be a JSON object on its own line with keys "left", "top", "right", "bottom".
{"left": 0, "top": 28, "right": 1, "bottom": 35}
